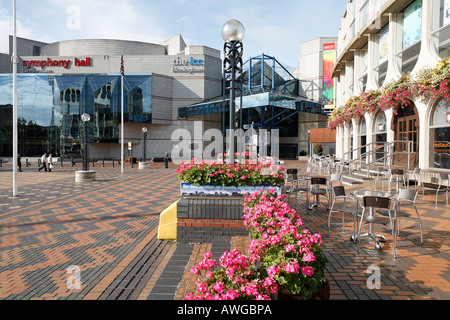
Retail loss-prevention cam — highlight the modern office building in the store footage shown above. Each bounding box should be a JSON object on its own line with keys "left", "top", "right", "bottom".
{"left": 332, "top": 0, "right": 450, "bottom": 176}
{"left": 294, "top": 37, "right": 338, "bottom": 155}
{"left": 0, "top": 32, "right": 329, "bottom": 161}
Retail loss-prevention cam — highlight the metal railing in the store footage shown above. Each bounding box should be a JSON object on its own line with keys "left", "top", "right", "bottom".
{"left": 341, "top": 140, "right": 416, "bottom": 176}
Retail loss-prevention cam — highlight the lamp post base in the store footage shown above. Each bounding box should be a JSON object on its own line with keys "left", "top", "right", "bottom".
{"left": 138, "top": 161, "right": 151, "bottom": 169}
{"left": 75, "top": 170, "right": 96, "bottom": 182}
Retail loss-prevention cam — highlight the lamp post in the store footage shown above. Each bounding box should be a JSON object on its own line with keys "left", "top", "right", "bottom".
{"left": 222, "top": 19, "right": 244, "bottom": 164}
{"left": 81, "top": 113, "right": 90, "bottom": 171}
{"left": 142, "top": 127, "right": 147, "bottom": 163}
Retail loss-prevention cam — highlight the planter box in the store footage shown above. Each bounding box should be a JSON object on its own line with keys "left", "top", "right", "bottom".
{"left": 180, "top": 182, "right": 281, "bottom": 197}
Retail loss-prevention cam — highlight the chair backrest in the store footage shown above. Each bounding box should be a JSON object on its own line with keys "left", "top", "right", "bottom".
{"left": 311, "top": 177, "right": 327, "bottom": 185}
{"left": 439, "top": 173, "right": 449, "bottom": 180}
{"left": 398, "top": 189, "right": 417, "bottom": 202}
{"left": 286, "top": 173, "right": 298, "bottom": 181}
{"left": 363, "top": 196, "right": 391, "bottom": 209}
{"left": 286, "top": 169, "right": 297, "bottom": 175}
{"left": 332, "top": 185, "right": 346, "bottom": 197}
{"left": 414, "top": 168, "right": 421, "bottom": 174}
{"left": 391, "top": 169, "right": 403, "bottom": 175}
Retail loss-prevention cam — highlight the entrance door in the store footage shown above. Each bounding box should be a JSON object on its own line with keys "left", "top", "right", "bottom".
{"left": 395, "top": 106, "right": 418, "bottom": 168}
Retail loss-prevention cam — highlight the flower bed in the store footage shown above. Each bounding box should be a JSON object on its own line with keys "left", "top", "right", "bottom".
{"left": 184, "top": 189, "right": 328, "bottom": 300}
{"left": 176, "top": 159, "right": 285, "bottom": 187}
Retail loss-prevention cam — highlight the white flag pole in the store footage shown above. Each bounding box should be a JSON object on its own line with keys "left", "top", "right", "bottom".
{"left": 12, "top": 0, "right": 18, "bottom": 197}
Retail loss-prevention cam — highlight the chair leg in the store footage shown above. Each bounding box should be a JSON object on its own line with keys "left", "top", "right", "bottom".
{"left": 392, "top": 217, "right": 397, "bottom": 259}
{"left": 435, "top": 185, "right": 441, "bottom": 207}
{"left": 415, "top": 206, "right": 423, "bottom": 245}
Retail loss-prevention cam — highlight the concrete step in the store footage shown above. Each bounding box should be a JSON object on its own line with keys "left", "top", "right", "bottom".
{"left": 343, "top": 173, "right": 372, "bottom": 183}
{"left": 341, "top": 177, "right": 362, "bottom": 186}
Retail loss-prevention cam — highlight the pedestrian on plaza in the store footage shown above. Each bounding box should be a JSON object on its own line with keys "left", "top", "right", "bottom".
{"left": 164, "top": 152, "right": 169, "bottom": 169}
{"left": 47, "top": 153, "right": 53, "bottom": 172}
{"left": 17, "top": 154, "right": 22, "bottom": 172}
{"left": 38, "top": 153, "right": 48, "bottom": 171}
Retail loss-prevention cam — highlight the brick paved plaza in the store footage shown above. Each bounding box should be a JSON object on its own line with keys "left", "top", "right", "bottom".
{"left": 0, "top": 159, "right": 449, "bottom": 302}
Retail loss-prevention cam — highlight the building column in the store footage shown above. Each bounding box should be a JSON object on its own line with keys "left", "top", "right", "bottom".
{"left": 416, "top": 99, "right": 431, "bottom": 169}
{"left": 365, "top": 33, "right": 379, "bottom": 91}
{"left": 343, "top": 123, "right": 351, "bottom": 161}
{"left": 352, "top": 118, "right": 360, "bottom": 161}
{"left": 383, "top": 13, "right": 402, "bottom": 85}
{"left": 365, "top": 112, "right": 374, "bottom": 164}
{"left": 385, "top": 109, "right": 395, "bottom": 164}
{"left": 412, "top": 0, "right": 440, "bottom": 74}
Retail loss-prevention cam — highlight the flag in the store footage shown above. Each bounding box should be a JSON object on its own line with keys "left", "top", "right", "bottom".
{"left": 120, "top": 52, "right": 124, "bottom": 77}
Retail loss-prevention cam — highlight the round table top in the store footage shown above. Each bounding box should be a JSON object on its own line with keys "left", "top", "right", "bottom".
{"left": 351, "top": 190, "right": 393, "bottom": 198}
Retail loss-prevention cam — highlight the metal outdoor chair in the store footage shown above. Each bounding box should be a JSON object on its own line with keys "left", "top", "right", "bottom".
{"left": 309, "top": 177, "right": 329, "bottom": 210}
{"left": 435, "top": 173, "right": 450, "bottom": 207}
{"left": 328, "top": 185, "right": 358, "bottom": 238}
{"left": 374, "top": 167, "right": 390, "bottom": 191}
{"left": 393, "top": 189, "right": 423, "bottom": 245}
{"left": 406, "top": 168, "right": 424, "bottom": 194}
{"left": 285, "top": 169, "right": 299, "bottom": 202}
{"left": 356, "top": 196, "right": 397, "bottom": 258}
{"left": 328, "top": 173, "right": 342, "bottom": 203}
{"left": 389, "top": 169, "right": 405, "bottom": 194}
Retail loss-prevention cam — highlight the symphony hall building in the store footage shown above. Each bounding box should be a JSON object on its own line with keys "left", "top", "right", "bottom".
{"left": 0, "top": 35, "right": 223, "bottom": 160}
{"left": 332, "top": 0, "right": 450, "bottom": 177}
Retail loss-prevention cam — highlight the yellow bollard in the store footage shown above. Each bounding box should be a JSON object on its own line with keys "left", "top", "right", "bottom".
{"left": 157, "top": 200, "right": 179, "bottom": 240}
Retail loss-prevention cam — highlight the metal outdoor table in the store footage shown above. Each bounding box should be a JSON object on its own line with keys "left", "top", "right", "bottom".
{"left": 350, "top": 190, "right": 395, "bottom": 250}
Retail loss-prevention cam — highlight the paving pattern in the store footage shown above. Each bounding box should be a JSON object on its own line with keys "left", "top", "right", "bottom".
{"left": 0, "top": 159, "right": 448, "bottom": 301}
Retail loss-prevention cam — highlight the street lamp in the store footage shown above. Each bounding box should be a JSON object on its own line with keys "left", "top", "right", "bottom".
{"left": 81, "top": 113, "right": 90, "bottom": 171}
{"left": 142, "top": 127, "right": 147, "bottom": 163}
{"left": 222, "top": 19, "right": 244, "bottom": 164}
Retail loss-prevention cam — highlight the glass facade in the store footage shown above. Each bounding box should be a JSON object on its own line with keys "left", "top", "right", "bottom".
{"left": 432, "top": 0, "right": 450, "bottom": 59}
{"left": 0, "top": 73, "right": 152, "bottom": 157}
{"left": 397, "top": 0, "right": 422, "bottom": 73}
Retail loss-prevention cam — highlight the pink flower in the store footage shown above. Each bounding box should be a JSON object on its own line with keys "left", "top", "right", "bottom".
{"left": 302, "top": 251, "right": 316, "bottom": 262}
{"left": 301, "top": 266, "right": 314, "bottom": 277}
{"left": 267, "top": 265, "right": 280, "bottom": 278}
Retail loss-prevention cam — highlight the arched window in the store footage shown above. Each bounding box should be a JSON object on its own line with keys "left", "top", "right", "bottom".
{"left": 360, "top": 118, "right": 367, "bottom": 155}
{"left": 430, "top": 99, "right": 450, "bottom": 169}
{"left": 374, "top": 112, "right": 387, "bottom": 161}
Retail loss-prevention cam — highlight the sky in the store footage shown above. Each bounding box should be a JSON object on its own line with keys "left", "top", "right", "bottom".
{"left": 0, "top": 0, "right": 348, "bottom": 70}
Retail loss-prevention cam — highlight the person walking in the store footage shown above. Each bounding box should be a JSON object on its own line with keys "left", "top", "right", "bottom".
{"left": 47, "top": 153, "right": 53, "bottom": 172}
{"left": 17, "top": 154, "right": 22, "bottom": 172}
{"left": 38, "top": 153, "right": 48, "bottom": 171}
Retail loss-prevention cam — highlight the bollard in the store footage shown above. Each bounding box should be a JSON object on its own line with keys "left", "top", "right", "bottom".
{"left": 92, "top": 158, "right": 95, "bottom": 167}
{"left": 60, "top": 157, "right": 63, "bottom": 167}
{"left": 38, "top": 159, "right": 41, "bottom": 167}
{"left": 112, "top": 159, "right": 115, "bottom": 168}
{"left": 102, "top": 158, "right": 105, "bottom": 167}
{"left": 71, "top": 157, "right": 74, "bottom": 167}
{"left": 0, "top": 159, "right": 2, "bottom": 167}
{"left": 131, "top": 159, "right": 133, "bottom": 168}
{"left": 26, "top": 159, "right": 29, "bottom": 167}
